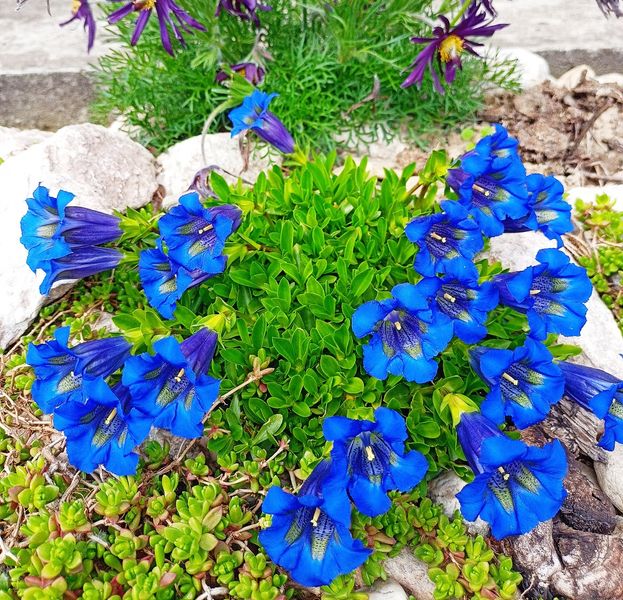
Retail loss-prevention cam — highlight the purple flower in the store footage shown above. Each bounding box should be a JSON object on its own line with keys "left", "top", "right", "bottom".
{"left": 229, "top": 90, "right": 295, "bottom": 154}
{"left": 188, "top": 166, "right": 219, "bottom": 199}
{"left": 216, "top": 62, "right": 266, "bottom": 86}
{"left": 402, "top": 3, "right": 507, "bottom": 93}
{"left": 108, "top": 0, "right": 206, "bottom": 56}
{"left": 595, "top": 0, "right": 622, "bottom": 16}
{"left": 215, "top": 0, "right": 271, "bottom": 26}
{"left": 60, "top": 0, "right": 97, "bottom": 51}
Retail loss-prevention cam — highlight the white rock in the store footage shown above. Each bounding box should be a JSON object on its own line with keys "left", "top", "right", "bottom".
{"left": 490, "top": 47, "right": 551, "bottom": 89}
{"left": 383, "top": 550, "right": 435, "bottom": 600}
{"left": 0, "top": 123, "right": 158, "bottom": 349}
{"left": 554, "top": 64, "right": 596, "bottom": 89}
{"left": 595, "top": 72, "right": 623, "bottom": 87}
{"left": 595, "top": 446, "right": 623, "bottom": 512}
{"left": 0, "top": 126, "right": 53, "bottom": 161}
{"left": 367, "top": 579, "right": 408, "bottom": 600}
{"left": 567, "top": 185, "right": 623, "bottom": 212}
{"left": 157, "top": 133, "right": 278, "bottom": 208}
{"left": 428, "top": 471, "right": 489, "bottom": 537}
{"left": 488, "top": 230, "right": 557, "bottom": 271}
{"left": 342, "top": 137, "right": 411, "bottom": 179}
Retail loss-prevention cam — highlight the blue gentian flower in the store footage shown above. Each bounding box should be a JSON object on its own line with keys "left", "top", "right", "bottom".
{"left": 229, "top": 91, "right": 295, "bottom": 154}
{"left": 27, "top": 327, "right": 131, "bottom": 413}
{"left": 352, "top": 282, "right": 454, "bottom": 383}
{"left": 108, "top": 0, "right": 206, "bottom": 56}
{"left": 216, "top": 62, "right": 265, "bottom": 85}
{"left": 404, "top": 200, "right": 484, "bottom": 277}
{"left": 422, "top": 261, "right": 498, "bottom": 343}
{"left": 494, "top": 248, "right": 593, "bottom": 339}
{"left": 215, "top": 0, "right": 271, "bottom": 26}
{"left": 39, "top": 246, "right": 123, "bottom": 296}
{"left": 157, "top": 192, "right": 241, "bottom": 274}
{"left": 401, "top": 3, "right": 507, "bottom": 93}
{"left": 470, "top": 338, "right": 564, "bottom": 428}
{"left": 503, "top": 174, "right": 573, "bottom": 247}
{"left": 122, "top": 328, "right": 221, "bottom": 438}
{"left": 259, "top": 460, "right": 371, "bottom": 587}
{"left": 139, "top": 244, "right": 209, "bottom": 320}
{"left": 54, "top": 378, "right": 152, "bottom": 475}
{"left": 558, "top": 361, "right": 623, "bottom": 451}
{"left": 60, "top": 0, "right": 96, "bottom": 51}
{"left": 447, "top": 125, "right": 530, "bottom": 237}
{"left": 323, "top": 408, "right": 428, "bottom": 517}
{"left": 456, "top": 411, "right": 567, "bottom": 539}
{"left": 20, "top": 185, "right": 121, "bottom": 275}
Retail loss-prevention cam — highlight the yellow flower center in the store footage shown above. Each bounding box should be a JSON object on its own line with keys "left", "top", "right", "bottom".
{"left": 439, "top": 35, "right": 465, "bottom": 63}
{"left": 134, "top": 0, "right": 156, "bottom": 10}
{"left": 71, "top": 0, "right": 81, "bottom": 13}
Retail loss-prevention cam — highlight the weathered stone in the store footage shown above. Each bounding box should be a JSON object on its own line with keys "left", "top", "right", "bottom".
{"left": 382, "top": 550, "right": 435, "bottom": 600}
{"left": 0, "top": 126, "right": 52, "bottom": 160}
{"left": 367, "top": 579, "right": 408, "bottom": 600}
{"left": 0, "top": 123, "right": 158, "bottom": 349}
{"left": 491, "top": 47, "right": 551, "bottom": 89}
{"left": 427, "top": 471, "right": 489, "bottom": 537}
{"left": 595, "top": 445, "right": 623, "bottom": 512}
{"left": 553, "top": 64, "right": 596, "bottom": 89}
{"left": 156, "top": 133, "right": 278, "bottom": 208}
{"left": 551, "top": 525, "right": 623, "bottom": 600}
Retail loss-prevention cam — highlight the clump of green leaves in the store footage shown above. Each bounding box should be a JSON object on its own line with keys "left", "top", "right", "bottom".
{"left": 94, "top": 0, "right": 516, "bottom": 153}
{"left": 575, "top": 193, "right": 623, "bottom": 332}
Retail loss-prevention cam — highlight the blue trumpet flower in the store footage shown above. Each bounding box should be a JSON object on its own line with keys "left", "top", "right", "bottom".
{"left": 404, "top": 200, "right": 484, "bottom": 277}
{"left": 158, "top": 192, "right": 241, "bottom": 274}
{"left": 447, "top": 125, "right": 530, "bottom": 237}
{"left": 456, "top": 411, "right": 567, "bottom": 539}
{"left": 494, "top": 248, "right": 593, "bottom": 339}
{"left": 423, "top": 261, "right": 498, "bottom": 343}
{"left": 259, "top": 460, "right": 371, "bottom": 587}
{"left": 20, "top": 185, "right": 121, "bottom": 275}
{"left": 323, "top": 408, "right": 428, "bottom": 517}
{"left": 26, "top": 327, "right": 131, "bottom": 413}
{"left": 122, "top": 328, "right": 221, "bottom": 438}
{"left": 352, "top": 282, "right": 454, "bottom": 383}
{"left": 38, "top": 245, "right": 123, "bottom": 296}
{"left": 229, "top": 90, "right": 295, "bottom": 154}
{"left": 503, "top": 174, "right": 573, "bottom": 247}
{"left": 138, "top": 244, "right": 221, "bottom": 319}
{"left": 54, "top": 378, "right": 153, "bottom": 475}
{"left": 558, "top": 361, "right": 623, "bottom": 451}
{"left": 470, "top": 338, "right": 564, "bottom": 429}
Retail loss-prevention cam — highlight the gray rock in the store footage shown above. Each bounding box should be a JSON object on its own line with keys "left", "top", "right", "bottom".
{"left": 367, "top": 579, "right": 408, "bottom": 600}
{"left": 595, "top": 446, "right": 623, "bottom": 512}
{"left": 491, "top": 47, "right": 551, "bottom": 89}
{"left": 383, "top": 550, "right": 435, "bottom": 600}
{"left": 0, "top": 123, "right": 158, "bottom": 349}
{"left": 427, "top": 471, "right": 489, "bottom": 537}
{"left": 0, "top": 126, "right": 52, "bottom": 160}
{"left": 156, "top": 133, "right": 278, "bottom": 208}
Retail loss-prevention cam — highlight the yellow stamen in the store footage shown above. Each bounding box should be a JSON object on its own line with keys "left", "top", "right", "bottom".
{"left": 503, "top": 473, "right": 510, "bottom": 481}
{"left": 443, "top": 292, "right": 456, "bottom": 303}
{"left": 134, "top": 0, "right": 156, "bottom": 9}
{"left": 365, "top": 446, "right": 375, "bottom": 461}
{"left": 198, "top": 224, "right": 214, "bottom": 235}
{"left": 394, "top": 322, "right": 402, "bottom": 331}
{"left": 439, "top": 34, "right": 465, "bottom": 63}
{"left": 174, "top": 368, "right": 185, "bottom": 383}
{"left": 497, "top": 466, "right": 505, "bottom": 474}
{"left": 472, "top": 183, "right": 491, "bottom": 197}
{"left": 502, "top": 372, "right": 519, "bottom": 386}
{"left": 530, "top": 289, "right": 541, "bottom": 295}
{"left": 104, "top": 408, "right": 117, "bottom": 426}
{"left": 430, "top": 232, "right": 447, "bottom": 243}
{"left": 310, "top": 507, "right": 321, "bottom": 527}
{"left": 71, "top": 0, "right": 81, "bottom": 13}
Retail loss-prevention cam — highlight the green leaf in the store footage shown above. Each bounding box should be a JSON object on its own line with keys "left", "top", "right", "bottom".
{"left": 350, "top": 268, "right": 375, "bottom": 297}
{"left": 252, "top": 415, "right": 283, "bottom": 445}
